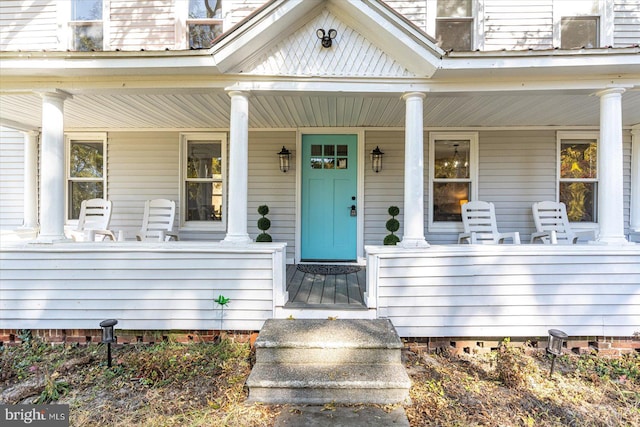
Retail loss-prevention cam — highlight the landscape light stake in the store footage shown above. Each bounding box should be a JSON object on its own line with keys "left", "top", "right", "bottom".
{"left": 100, "top": 319, "right": 118, "bottom": 368}
{"left": 547, "top": 329, "right": 568, "bottom": 377}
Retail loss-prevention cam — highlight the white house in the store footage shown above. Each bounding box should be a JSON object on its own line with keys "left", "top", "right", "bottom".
{"left": 1, "top": 0, "right": 639, "bottom": 339}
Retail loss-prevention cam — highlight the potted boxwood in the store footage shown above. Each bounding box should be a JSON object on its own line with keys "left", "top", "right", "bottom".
{"left": 384, "top": 206, "right": 400, "bottom": 245}
{"left": 256, "top": 205, "right": 272, "bottom": 242}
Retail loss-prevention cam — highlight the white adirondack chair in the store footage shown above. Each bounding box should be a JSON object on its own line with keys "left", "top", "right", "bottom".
{"left": 458, "top": 200, "right": 521, "bottom": 244}
{"left": 136, "top": 199, "right": 178, "bottom": 241}
{"left": 530, "top": 201, "right": 595, "bottom": 244}
{"left": 69, "top": 198, "right": 115, "bottom": 241}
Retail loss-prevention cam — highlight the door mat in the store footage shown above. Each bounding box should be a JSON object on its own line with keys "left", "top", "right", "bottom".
{"left": 297, "top": 264, "right": 362, "bottom": 275}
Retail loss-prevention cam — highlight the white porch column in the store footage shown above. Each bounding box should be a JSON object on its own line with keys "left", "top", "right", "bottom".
{"left": 400, "top": 92, "right": 429, "bottom": 248}
{"left": 222, "top": 90, "right": 252, "bottom": 244}
{"left": 38, "top": 91, "right": 71, "bottom": 242}
{"left": 21, "top": 130, "right": 39, "bottom": 230}
{"left": 630, "top": 126, "right": 640, "bottom": 235}
{"left": 596, "top": 87, "right": 627, "bottom": 244}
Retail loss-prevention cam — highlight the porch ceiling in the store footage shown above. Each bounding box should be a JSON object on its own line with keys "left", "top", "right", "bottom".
{"left": 1, "top": 89, "right": 639, "bottom": 131}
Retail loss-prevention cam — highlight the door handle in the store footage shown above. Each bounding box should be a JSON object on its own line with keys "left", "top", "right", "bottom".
{"left": 350, "top": 205, "right": 357, "bottom": 216}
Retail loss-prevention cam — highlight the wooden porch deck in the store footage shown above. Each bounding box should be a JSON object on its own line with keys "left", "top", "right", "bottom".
{"left": 285, "top": 264, "right": 367, "bottom": 309}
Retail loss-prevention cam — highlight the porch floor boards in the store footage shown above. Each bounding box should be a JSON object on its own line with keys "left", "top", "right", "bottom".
{"left": 285, "top": 264, "right": 367, "bottom": 310}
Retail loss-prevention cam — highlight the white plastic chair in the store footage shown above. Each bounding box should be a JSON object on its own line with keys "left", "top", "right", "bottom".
{"left": 69, "top": 199, "right": 115, "bottom": 242}
{"left": 458, "top": 200, "right": 521, "bottom": 244}
{"left": 136, "top": 199, "right": 178, "bottom": 241}
{"left": 530, "top": 201, "right": 595, "bottom": 244}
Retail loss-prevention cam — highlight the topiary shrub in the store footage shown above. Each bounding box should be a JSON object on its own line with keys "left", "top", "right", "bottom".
{"left": 256, "top": 205, "right": 272, "bottom": 242}
{"left": 384, "top": 206, "right": 400, "bottom": 245}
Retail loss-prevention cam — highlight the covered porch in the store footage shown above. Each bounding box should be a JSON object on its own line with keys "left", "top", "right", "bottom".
{"left": 1, "top": 0, "right": 639, "bottom": 339}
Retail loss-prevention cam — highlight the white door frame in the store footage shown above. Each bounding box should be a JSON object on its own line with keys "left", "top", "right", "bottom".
{"left": 295, "top": 128, "right": 365, "bottom": 264}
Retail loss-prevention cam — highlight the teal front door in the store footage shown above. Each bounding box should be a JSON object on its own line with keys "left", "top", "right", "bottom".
{"left": 301, "top": 134, "right": 358, "bottom": 261}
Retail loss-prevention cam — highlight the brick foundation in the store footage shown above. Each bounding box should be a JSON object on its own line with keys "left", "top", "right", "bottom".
{"left": 0, "top": 329, "right": 257, "bottom": 347}
{"left": 403, "top": 336, "right": 640, "bottom": 357}
{"left": 2, "top": 330, "right": 638, "bottom": 357}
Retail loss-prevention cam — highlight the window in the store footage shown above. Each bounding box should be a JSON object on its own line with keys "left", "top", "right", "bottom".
{"left": 429, "top": 132, "right": 478, "bottom": 231}
{"left": 188, "top": 0, "right": 223, "bottom": 49}
{"left": 558, "top": 132, "right": 598, "bottom": 223}
{"left": 181, "top": 133, "right": 226, "bottom": 228}
{"left": 70, "top": 0, "right": 103, "bottom": 51}
{"left": 561, "top": 16, "right": 599, "bottom": 49}
{"left": 66, "top": 133, "right": 106, "bottom": 220}
{"left": 435, "top": 0, "right": 473, "bottom": 51}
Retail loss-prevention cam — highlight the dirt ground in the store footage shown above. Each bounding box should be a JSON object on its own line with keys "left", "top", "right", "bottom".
{"left": 1, "top": 333, "right": 639, "bottom": 426}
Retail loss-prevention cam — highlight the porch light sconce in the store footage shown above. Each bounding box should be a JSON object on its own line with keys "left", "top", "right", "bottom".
{"left": 371, "top": 146, "right": 384, "bottom": 173}
{"left": 100, "top": 319, "right": 118, "bottom": 368}
{"left": 278, "top": 146, "right": 291, "bottom": 173}
{"left": 547, "top": 328, "right": 568, "bottom": 377}
{"left": 316, "top": 28, "right": 337, "bottom": 48}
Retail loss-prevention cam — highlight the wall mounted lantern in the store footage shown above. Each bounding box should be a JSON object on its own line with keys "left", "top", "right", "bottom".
{"left": 316, "top": 28, "right": 337, "bottom": 48}
{"left": 371, "top": 146, "right": 384, "bottom": 173}
{"left": 547, "top": 328, "right": 568, "bottom": 376}
{"left": 100, "top": 319, "right": 118, "bottom": 367}
{"left": 278, "top": 146, "right": 291, "bottom": 173}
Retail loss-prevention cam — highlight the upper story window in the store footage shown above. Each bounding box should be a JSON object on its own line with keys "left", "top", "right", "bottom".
{"left": 558, "top": 132, "right": 598, "bottom": 223}
{"left": 561, "top": 16, "right": 599, "bottom": 48}
{"left": 70, "top": 0, "right": 103, "bottom": 51}
{"left": 435, "top": 0, "right": 473, "bottom": 51}
{"left": 181, "top": 133, "right": 226, "bottom": 229}
{"left": 554, "top": 0, "right": 606, "bottom": 49}
{"left": 188, "top": 0, "right": 223, "bottom": 49}
{"left": 429, "top": 132, "right": 478, "bottom": 231}
{"left": 66, "top": 133, "right": 106, "bottom": 220}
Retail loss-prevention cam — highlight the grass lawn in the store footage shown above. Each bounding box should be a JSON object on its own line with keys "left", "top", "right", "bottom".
{"left": 1, "top": 332, "right": 639, "bottom": 426}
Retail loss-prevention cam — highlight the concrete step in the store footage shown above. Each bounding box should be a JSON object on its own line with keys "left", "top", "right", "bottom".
{"left": 246, "top": 319, "right": 411, "bottom": 405}
{"left": 247, "top": 363, "right": 410, "bottom": 404}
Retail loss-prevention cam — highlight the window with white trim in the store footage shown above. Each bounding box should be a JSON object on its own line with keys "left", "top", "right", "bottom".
{"left": 557, "top": 132, "right": 598, "bottom": 223}
{"left": 435, "top": 0, "right": 473, "bottom": 51}
{"left": 553, "top": 0, "right": 606, "bottom": 49}
{"left": 180, "top": 133, "right": 226, "bottom": 229}
{"left": 187, "top": 0, "right": 223, "bottom": 49}
{"left": 429, "top": 132, "right": 478, "bottom": 231}
{"left": 70, "top": 0, "right": 103, "bottom": 51}
{"left": 66, "top": 133, "right": 106, "bottom": 220}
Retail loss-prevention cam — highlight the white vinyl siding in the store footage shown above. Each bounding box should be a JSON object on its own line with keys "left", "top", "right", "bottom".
{"left": 369, "top": 245, "right": 640, "bottom": 337}
{"left": 0, "top": 0, "right": 58, "bottom": 51}
{"left": 105, "top": 132, "right": 180, "bottom": 240}
{"left": 477, "top": 130, "right": 557, "bottom": 243}
{"left": 0, "top": 128, "right": 26, "bottom": 229}
{"left": 483, "top": 0, "right": 554, "bottom": 50}
{"left": 247, "top": 131, "right": 296, "bottom": 262}
{"left": 110, "top": 0, "right": 176, "bottom": 50}
{"left": 223, "top": 0, "right": 264, "bottom": 28}
{"left": 614, "top": 0, "right": 640, "bottom": 47}
{"left": 0, "top": 244, "right": 285, "bottom": 330}
{"left": 363, "top": 131, "right": 405, "bottom": 248}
